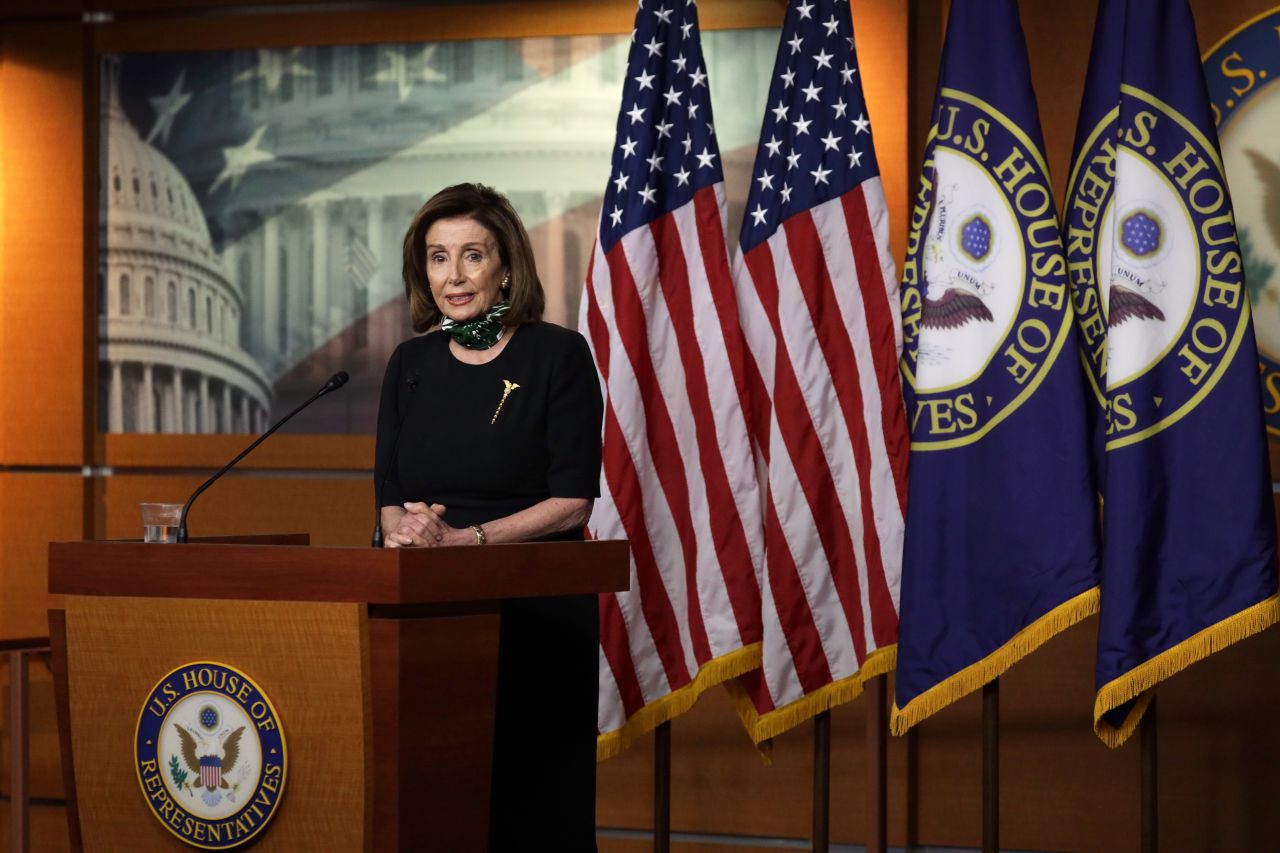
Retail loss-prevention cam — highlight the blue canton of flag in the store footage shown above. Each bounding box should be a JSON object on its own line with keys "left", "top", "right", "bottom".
{"left": 738, "top": 0, "right": 878, "bottom": 251}
{"left": 599, "top": 2, "right": 723, "bottom": 250}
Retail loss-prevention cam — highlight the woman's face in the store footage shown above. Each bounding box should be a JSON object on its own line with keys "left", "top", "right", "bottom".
{"left": 424, "top": 216, "right": 508, "bottom": 324}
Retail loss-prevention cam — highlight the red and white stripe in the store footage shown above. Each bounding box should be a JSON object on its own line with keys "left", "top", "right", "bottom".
{"left": 584, "top": 183, "right": 765, "bottom": 756}
{"left": 730, "top": 179, "right": 909, "bottom": 740}
{"left": 201, "top": 763, "right": 220, "bottom": 789}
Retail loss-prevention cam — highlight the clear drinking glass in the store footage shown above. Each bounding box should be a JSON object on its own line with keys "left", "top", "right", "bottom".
{"left": 140, "top": 502, "right": 183, "bottom": 543}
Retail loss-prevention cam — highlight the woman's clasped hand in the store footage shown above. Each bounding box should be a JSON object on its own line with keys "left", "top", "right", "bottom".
{"left": 382, "top": 501, "right": 472, "bottom": 548}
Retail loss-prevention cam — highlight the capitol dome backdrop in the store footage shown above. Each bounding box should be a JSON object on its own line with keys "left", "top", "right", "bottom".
{"left": 100, "top": 35, "right": 777, "bottom": 433}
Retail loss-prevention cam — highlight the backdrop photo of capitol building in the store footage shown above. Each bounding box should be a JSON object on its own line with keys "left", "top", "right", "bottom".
{"left": 99, "top": 32, "right": 777, "bottom": 435}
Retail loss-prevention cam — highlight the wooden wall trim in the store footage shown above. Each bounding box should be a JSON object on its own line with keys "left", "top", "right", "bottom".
{"left": 100, "top": 433, "right": 375, "bottom": 470}
{"left": 81, "top": 22, "right": 99, "bottom": 482}
{"left": 94, "top": 0, "right": 786, "bottom": 54}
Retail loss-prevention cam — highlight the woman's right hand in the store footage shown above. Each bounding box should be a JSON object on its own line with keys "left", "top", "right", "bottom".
{"left": 385, "top": 502, "right": 450, "bottom": 547}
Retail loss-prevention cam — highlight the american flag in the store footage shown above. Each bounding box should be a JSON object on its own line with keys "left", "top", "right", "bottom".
{"left": 728, "top": 0, "right": 909, "bottom": 742}
{"left": 582, "top": 0, "right": 765, "bottom": 759}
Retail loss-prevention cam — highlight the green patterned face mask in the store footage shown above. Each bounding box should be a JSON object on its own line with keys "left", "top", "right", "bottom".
{"left": 440, "top": 299, "right": 511, "bottom": 350}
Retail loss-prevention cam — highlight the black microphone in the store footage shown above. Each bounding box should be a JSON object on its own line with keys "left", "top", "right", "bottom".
{"left": 176, "top": 371, "right": 349, "bottom": 543}
{"left": 372, "top": 369, "right": 420, "bottom": 548}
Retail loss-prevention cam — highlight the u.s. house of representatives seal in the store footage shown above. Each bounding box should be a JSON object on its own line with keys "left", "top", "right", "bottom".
{"left": 135, "top": 662, "right": 287, "bottom": 849}
{"left": 901, "top": 88, "right": 1074, "bottom": 448}
{"left": 1205, "top": 8, "right": 1280, "bottom": 434}
{"left": 1068, "top": 83, "right": 1249, "bottom": 447}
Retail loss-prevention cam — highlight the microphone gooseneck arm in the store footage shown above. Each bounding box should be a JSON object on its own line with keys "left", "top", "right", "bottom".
{"left": 177, "top": 371, "right": 348, "bottom": 543}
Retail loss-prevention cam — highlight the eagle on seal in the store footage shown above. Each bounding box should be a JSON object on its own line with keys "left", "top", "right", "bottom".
{"left": 922, "top": 287, "right": 995, "bottom": 329}
{"left": 175, "top": 724, "right": 245, "bottom": 791}
{"left": 1108, "top": 283, "right": 1166, "bottom": 326}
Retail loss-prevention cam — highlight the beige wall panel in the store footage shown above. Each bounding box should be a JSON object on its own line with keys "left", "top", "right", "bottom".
{"left": 0, "top": 22, "right": 85, "bottom": 466}
{"left": 64, "top": 596, "right": 367, "bottom": 851}
{"left": 99, "top": 473, "right": 373, "bottom": 546}
{"left": 0, "top": 473, "right": 85, "bottom": 640}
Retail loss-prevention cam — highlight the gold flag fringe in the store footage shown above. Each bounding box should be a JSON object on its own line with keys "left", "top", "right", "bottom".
{"left": 596, "top": 642, "right": 762, "bottom": 762}
{"left": 1093, "top": 592, "right": 1280, "bottom": 749}
{"left": 724, "top": 645, "right": 898, "bottom": 751}
{"left": 890, "top": 588, "right": 1099, "bottom": 736}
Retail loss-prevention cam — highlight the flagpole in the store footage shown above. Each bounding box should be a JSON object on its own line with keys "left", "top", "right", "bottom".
{"left": 866, "top": 675, "right": 888, "bottom": 853}
{"left": 813, "top": 710, "right": 831, "bottom": 852}
{"left": 1140, "top": 694, "right": 1158, "bottom": 853}
{"left": 982, "top": 679, "right": 999, "bottom": 853}
{"left": 654, "top": 720, "right": 671, "bottom": 853}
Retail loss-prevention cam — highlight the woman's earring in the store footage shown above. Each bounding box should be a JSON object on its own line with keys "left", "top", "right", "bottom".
{"left": 501, "top": 273, "right": 511, "bottom": 293}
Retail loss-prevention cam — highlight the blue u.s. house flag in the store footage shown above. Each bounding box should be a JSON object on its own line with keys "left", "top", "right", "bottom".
{"left": 1066, "top": 0, "right": 1279, "bottom": 748}
{"left": 892, "top": 0, "right": 1101, "bottom": 734}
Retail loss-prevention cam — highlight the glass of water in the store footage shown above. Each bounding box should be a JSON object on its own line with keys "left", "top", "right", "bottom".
{"left": 140, "top": 502, "right": 183, "bottom": 543}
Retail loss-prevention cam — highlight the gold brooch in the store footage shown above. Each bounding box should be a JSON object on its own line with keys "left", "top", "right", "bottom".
{"left": 491, "top": 379, "right": 521, "bottom": 425}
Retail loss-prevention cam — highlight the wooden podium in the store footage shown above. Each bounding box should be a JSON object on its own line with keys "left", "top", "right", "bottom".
{"left": 47, "top": 536, "right": 629, "bottom": 852}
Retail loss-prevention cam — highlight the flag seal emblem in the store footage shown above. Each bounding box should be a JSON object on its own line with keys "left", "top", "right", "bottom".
{"left": 134, "top": 661, "right": 287, "bottom": 849}
{"left": 902, "top": 89, "right": 1075, "bottom": 449}
{"left": 1065, "top": 85, "right": 1251, "bottom": 448}
{"left": 1204, "top": 8, "right": 1280, "bottom": 435}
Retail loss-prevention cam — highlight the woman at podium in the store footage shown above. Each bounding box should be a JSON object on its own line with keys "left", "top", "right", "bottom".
{"left": 374, "top": 182, "right": 604, "bottom": 850}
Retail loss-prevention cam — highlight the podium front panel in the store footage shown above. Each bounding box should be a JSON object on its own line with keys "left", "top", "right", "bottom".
{"left": 63, "top": 595, "right": 370, "bottom": 851}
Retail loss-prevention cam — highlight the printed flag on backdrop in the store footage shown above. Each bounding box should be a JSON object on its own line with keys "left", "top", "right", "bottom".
{"left": 728, "top": 0, "right": 910, "bottom": 742}
{"left": 1065, "top": 0, "right": 1279, "bottom": 748}
{"left": 891, "top": 0, "right": 1101, "bottom": 734}
{"left": 582, "top": 0, "right": 766, "bottom": 759}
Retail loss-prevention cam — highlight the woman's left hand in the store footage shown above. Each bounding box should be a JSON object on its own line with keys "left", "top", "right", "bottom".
{"left": 388, "top": 502, "right": 473, "bottom": 548}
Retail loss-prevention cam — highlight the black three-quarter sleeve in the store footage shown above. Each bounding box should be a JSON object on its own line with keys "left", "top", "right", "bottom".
{"left": 545, "top": 331, "right": 604, "bottom": 499}
{"left": 373, "top": 342, "right": 405, "bottom": 509}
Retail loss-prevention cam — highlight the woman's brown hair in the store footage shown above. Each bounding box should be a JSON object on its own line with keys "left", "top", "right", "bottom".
{"left": 401, "top": 183, "right": 545, "bottom": 333}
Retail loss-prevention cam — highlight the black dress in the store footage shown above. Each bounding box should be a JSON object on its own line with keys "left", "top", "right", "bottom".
{"left": 374, "top": 321, "right": 603, "bottom": 851}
